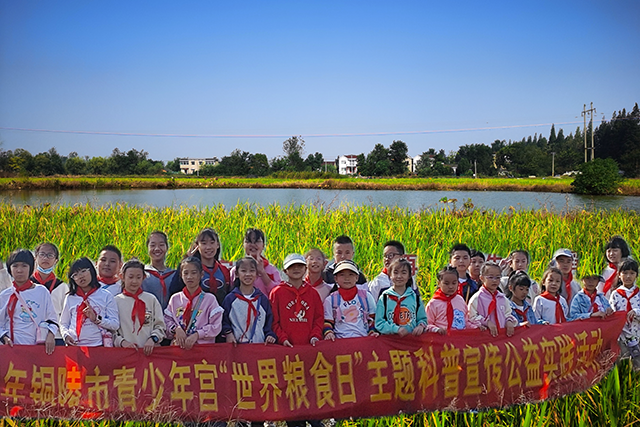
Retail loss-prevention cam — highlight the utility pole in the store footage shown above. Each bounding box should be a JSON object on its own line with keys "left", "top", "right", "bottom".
{"left": 581, "top": 103, "right": 596, "bottom": 162}
{"left": 551, "top": 152, "right": 555, "bottom": 177}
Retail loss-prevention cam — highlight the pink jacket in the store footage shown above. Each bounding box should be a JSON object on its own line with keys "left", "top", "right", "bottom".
{"left": 468, "top": 286, "right": 517, "bottom": 329}
{"left": 425, "top": 294, "right": 478, "bottom": 332}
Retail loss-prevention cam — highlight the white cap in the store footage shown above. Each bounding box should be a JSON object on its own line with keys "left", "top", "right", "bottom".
{"left": 283, "top": 253, "right": 306, "bottom": 270}
{"left": 333, "top": 260, "right": 359, "bottom": 275}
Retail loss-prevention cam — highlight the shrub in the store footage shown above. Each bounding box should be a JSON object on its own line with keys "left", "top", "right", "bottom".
{"left": 571, "top": 158, "right": 623, "bottom": 195}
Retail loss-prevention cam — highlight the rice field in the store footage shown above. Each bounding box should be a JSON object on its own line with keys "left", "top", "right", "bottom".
{"left": 1, "top": 202, "right": 640, "bottom": 426}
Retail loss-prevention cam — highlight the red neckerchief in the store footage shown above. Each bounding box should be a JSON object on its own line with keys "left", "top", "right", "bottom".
{"left": 305, "top": 275, "right": 324, "bottom": 288}
{"left": 338, "top": 286, "right": 358, "bottom": 301}
{"left": 76, "top": 286, "right": 99, "bottom": 337}
{"left": 432, "top": 288, "right": 456, "bottom": 329}
{"left": 145, "top": 268, "right": 173, "bottom": 299}
{"left": 382, "top": 267, "right": 388, "bottom": 276}
{"left": 616, "top": 287, "right": 640, "bottom": 312}
{"left": 387, "top": 293, "right": 407, "bottom": 324}
{"left": 8, "top": 280, "right": 34, "bottom": 341}
{"left": 235, "top": 292, "right": 259, "bottom": 340}
{"left": 97, "top": 275, "right": 118, "bottom": 285}
{"left": 603, "top": 263, "right": 618, "bottom": 295}
{"left": 456, "top": 276, "right": 470, "bottom": 298}
{"left": 584, "top": 289, "right": 600, "bottom": 312}
{"left": 122, "top": 288, "right": 146, "bottom": 333}
{"left": 484, "top": 285, "right": 500, "bottom": 328}
{"left": 182, "top": 286, "right": 202, "bottom": 326}
{"left": 261, "top": 257, "right": 276, "bottom": 282}
{"left": 286, "top": 282, "right": 305, "bottom": 316}
{"left": 564, "top": 271, "right": 574, "bottom": 302}
{"left": 540, "top": 291, "right": 566, "bottom": 323}
{"left": 513, "top": 306, "right": 526, "bottom": 320}
{"left": 32, "top": 271, "right": 58, "bottom": 292}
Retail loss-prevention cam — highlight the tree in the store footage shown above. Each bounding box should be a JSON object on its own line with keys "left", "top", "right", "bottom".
{"left": 165, "top": 157, "right": 182, "bottom": 173}
{"left": 304, "top": 152, "right": 324, "bottom": 172}
{"left": 65, "top": 155, "right": 87, "bottom": 175}
{"left": 455, "top": 143, "right": 495, "bottom": 176}
{"left": 571, "top": 158, "right": 623, "bottom": 195}
{"left": 388, "top": 140, "right": 409, "bottom": 175}
{"left": 248, "top": 153, "right": 270, "bottom": 176}
{"left": 282, "top": 136, "right": 305, "bottom": 171}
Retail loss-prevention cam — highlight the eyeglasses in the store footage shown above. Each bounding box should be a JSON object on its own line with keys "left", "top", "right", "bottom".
{"left": 37, "top": 252, "right": 56, "bottom": 259}
{"left": 71, "top": 268, "right": 90, "bottom": 280}
{"left": 383, "top": 253, "right": 400, "bottom": 260}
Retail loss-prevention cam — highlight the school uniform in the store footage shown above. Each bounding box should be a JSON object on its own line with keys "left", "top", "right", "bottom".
{"left": 468, "top": 286, "right": 517, "bottom": 329}
{"left": 269, "top": 281, "right": 324, "bottom": 345}
{"left": 324, "top": 287, "right": 376, "bottom": 338}
{"left": 458, "top": 273, "right": 479, "bottom": 303}
{"left": 426, "top": 290, "right": 477, "bottom": 333}
{"left": 533, "top": 293, "right": 568, "bottom": 324}
{"left": 171, "top": 260, "right": 230, "bottom": 305}
{"left": 221, "top": 287, "right": 276, "bottom": 344}
{"left": 598, "top": 263, "right": 619, "bottom": 299}
{"left": 569, "top": 289, "right": 611, "bottom": 321}
{"left": 0, "top": 283, "right": 59, "bottom": 344}
{"left": 164, "top": 290, "right": 223, "bottom": 345}
{"left": 609, "top": 286, "right": 640, "bottom": 349}
{"left": 307, "top": 276, "right": 333, "bottom": 303}
{"left": 375, "top": 286, "right": 427, "bottom": 335}
{"left": 509, "top": 299, "right": 538, "bottom": 325}
{"left": 559, "top": 275, "right": 581, "bottom": 307}
{"left": 114, "top": 291, "right": 166, "bottom": 348}
{"left": 31, "top": 272, "right": 70, "bottom": 339}
{"left": 142, "top": 265, "right": 177, "bottom": 310}
{"left": 368, "top": 269, "right": 421, "bottom": 301}
{"left": 99, "top": 279, "right": 122, "bottom": 297}
{"left": 60, "top": 288, "right": 120, "bottom": 347}
{"left": 230, "top": 257, "right": 281, "bottom": 298}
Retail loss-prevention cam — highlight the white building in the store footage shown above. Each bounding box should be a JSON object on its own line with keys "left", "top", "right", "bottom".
{"left": 336, "top": 155, "right": 359, "bottom": 175}
{"left": 179, "top": 158, "right": 218, "bottom": 174}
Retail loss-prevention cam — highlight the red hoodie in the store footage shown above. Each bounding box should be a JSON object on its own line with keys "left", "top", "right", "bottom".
{"left": 269, "top": 281, "right": 324, "bottom": 345}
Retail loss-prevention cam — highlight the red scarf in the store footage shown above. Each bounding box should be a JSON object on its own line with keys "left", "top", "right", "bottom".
{"left": 432, "top": 288, "right": 456, "bottom": 329}
{"left": 564, "top": 271, "right": 574, "bottom": 302}
{"left": 235, "top": 292, "right": 259, "bottom": 340}
{"left": 145, "top": 269, "right": 173, "bottom": 299}
{"left": 584, "top": 289, "right": 600, "bottom": 313}
{"left": 8, "top": 280, "right": 34, "bottom": 341}
{"left": 602, "top": 263, "right": 618, "bottom": 295}
{"left": 338, "top": 286, "right": 358, "bottom": 302}
{"left": 32, "top": 271, "right": 58, "bottom": 292}
{"left": 484, "top": 286, "right": 501, "bottom": 328}
{"left": 287, "top": 283, "right": 305, "bottom": 316}
{"left": 97, "top": 275, "right": 118, "bottom": 285}
{"left": 261, "top": 257, "right": 276, "bottom": 282}
{"left": 513, "top": 306, "right": 527, "bottom": 320}
{"left": 122, "top": 288, "right": 146, "bottom": 333}
{"left": 616, "top": 287, "right": 640, "bottom": 312}
{"left": 305, "top": 275, "right": 324, "bottom": 289}
{"left": 387, "top": 294, "right": 407, "bottom": 324}
{"left": 75, "top": 287, "right": 99, "bottom": 338}
{"left": 540, "top": 291, "right": 566, "bottom": 323}
{"left": 182, "top": 286, "right": 202, "bottom": 327}
{"left": 382, "top": 267, "right": 388, "bottom": 276}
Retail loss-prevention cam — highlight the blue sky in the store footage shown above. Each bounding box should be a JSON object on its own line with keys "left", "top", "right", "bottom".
{"left": 1, "top": 1, "right": 639, "bottom": 162}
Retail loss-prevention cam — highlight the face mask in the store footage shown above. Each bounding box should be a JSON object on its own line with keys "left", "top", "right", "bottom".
{"left": 37, "top": 265, "right": 55, "bottom": 275}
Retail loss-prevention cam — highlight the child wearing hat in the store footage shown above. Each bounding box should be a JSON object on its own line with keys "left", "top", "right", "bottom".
{"left": 569, "top": 274, "right": 613, "bottom": 321}
{"left": 269, "top": 254, "right": 323, "bottom": 347}
{"left": 549, "top": 248, "right": 582, "bottom": 307}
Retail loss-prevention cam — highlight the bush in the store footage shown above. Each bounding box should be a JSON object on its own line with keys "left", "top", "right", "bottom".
{"left": 571, "top": 158, "right": 623, "bottom": 195}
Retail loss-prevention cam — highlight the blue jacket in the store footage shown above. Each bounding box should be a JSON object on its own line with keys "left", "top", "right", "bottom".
{"left": 509, "top": 299, "right": 538, "bottom": 325}
{"left": 569, "top": 290, "right": 611, "bottom": 321}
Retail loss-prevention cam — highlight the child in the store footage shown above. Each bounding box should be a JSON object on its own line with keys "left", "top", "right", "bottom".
{"left": 30, "top": 242, "right": 70, "bottom": 341}
{"left": 508, "top": 271, "right": 538, "bottom": 326}
{"left": 231, "top": 228, "right": 280, "bottom": 298}
{"left": 114, "top": 260, "right": 166, "bottom": 355}
{"left": 533, "top": 267, "right": 568, "bottom": 325}
{"left": 170, "top": 228, "right": 230, "bottom": 305}
{"left": 599, "top": 236, "right": 631, "bottom": 298}
{"left": 375, "top": 258, "right": 427, "bottom": 336}
{"left": 426, "top": 267, "right": 477, "bottom": 334}
{"left": 369, "top": 240, "right": 408, "bottom": 301}
{"left": 60, "top": 257, "right": 120, "bottom": 347}
{"left": 305, "top": 248, "right": 332, "bottom": 302}
{"left": 501, "top": 250, "right": 540, "bottom": 303}
{"left": 222, "top": 257, "right": 276, "bottom": 344}
{"left": 469, "top": 262, "right": 517, "bottom": 337}
{"left": 142, "top": 231, "right": 176, "bottom": 310}
{"left": 449, "top": 243, "right": 479, "bottom": 303}
{"left": 0, "top": 249, "right": 57, "bottom": 354}
{"left": 549, "top": 248, "right": 581, "bottom": 306}
{"left": 164, "top": 257, "right": 223, "bottom": 349}
{"left": 609, "top": 259, "right": 640, "bottom": 365}
{"left": 468, "top": 249, "right": 485, "bottom": 286}
{"left": 323, "top": 235, "right": 367, "bottom": 286}
{"left": 569, "top": 274, "right": 613, "bottom": 321}
{"left": 97, "top": 245, "right": 123, "bottom": 296}
{"left": 270, "top": 254, "right": 323, "bottom": 347}
{"left": 324, "top": 260, "right": 377, "bottom": 340}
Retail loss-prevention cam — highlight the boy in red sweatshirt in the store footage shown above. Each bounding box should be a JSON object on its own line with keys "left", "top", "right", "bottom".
{"left": 269, "top": 253, "right": 323, "bottom": 347}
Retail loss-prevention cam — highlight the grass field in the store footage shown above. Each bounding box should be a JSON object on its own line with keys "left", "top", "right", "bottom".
{"left": 1, "top": 203, "right": 640, "bottom": 426}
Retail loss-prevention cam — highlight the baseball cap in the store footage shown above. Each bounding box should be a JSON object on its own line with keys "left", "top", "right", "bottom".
{"left": 283, "top": 253, "right": 306, "bottom": 270}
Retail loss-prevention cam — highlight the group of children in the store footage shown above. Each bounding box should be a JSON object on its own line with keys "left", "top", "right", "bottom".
{"left": 1, "top": 232, "right": 639, "bottom": 371}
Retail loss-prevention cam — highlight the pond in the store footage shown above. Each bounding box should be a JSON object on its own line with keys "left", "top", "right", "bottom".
{"left": 2, "top": 188, "right": 639, "bottom": 213}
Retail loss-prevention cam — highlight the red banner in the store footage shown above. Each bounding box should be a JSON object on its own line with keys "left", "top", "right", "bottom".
{"left": 0, "top": 313, "right": 626, "bottom": 422}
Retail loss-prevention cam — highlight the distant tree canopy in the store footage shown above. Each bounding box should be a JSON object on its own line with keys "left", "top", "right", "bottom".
{"left": 357, "top": 140, "right": 408, "bottom": 176}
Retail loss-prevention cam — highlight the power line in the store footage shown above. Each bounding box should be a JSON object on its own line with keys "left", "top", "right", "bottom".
{"left": 0, "top": 120, "right": 591, "bottom": 139}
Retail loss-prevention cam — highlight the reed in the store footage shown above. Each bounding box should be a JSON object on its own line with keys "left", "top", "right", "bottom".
{"left": 1, "top": 202, "right": 639, "bottom": 426}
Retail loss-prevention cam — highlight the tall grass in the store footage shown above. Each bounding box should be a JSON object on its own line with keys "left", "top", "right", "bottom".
{"left": 1, "top": 202, "right": 640, "bottom": 426}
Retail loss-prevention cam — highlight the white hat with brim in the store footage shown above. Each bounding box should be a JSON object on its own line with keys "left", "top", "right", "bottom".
{"left": 333, "top": 260, "right": 359, "bottom": 275}
{"left": 283, "top": 253, "right": 306, "bottom": 270}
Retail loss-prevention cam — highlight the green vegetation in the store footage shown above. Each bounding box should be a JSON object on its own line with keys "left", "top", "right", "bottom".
{"left": 571, "top": 158, "right": 624, "bottom": 195}
{"left": 1, "top": 203, "right": 640, "bottom": 426}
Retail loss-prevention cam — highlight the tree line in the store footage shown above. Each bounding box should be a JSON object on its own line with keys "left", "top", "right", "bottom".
{"left": 2, "top": 103, "right": 638, "bottom": 178}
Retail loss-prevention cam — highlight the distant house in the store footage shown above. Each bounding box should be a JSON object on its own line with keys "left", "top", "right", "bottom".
{"left": 179, "top": 157, "right": 218, "bottom": 174}
{"left": 336, "top": 155, "right": 359, "bottom": 175}
{"left": 405, "top": 155, "right": 429, "bottom": 174}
